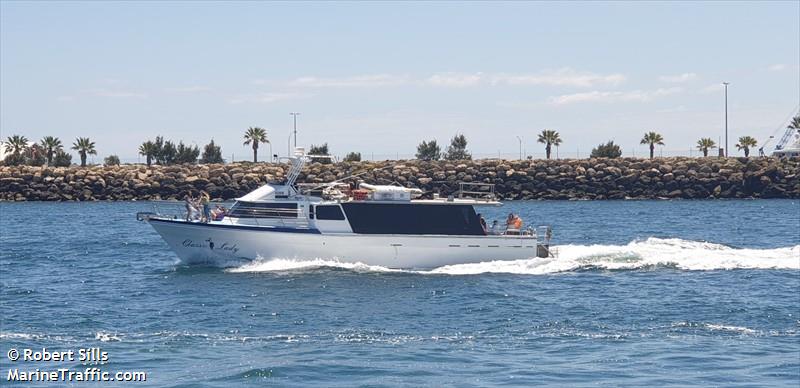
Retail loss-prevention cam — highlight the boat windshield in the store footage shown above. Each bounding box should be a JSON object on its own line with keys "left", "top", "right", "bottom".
{"left": 227, "top": 201, "right": 299, "bottom": 219}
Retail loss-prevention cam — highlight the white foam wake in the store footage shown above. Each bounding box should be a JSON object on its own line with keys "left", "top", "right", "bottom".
{"left": 227, "top": 257, "right": 403, "bottom": 274}
{"left": 225, "top": 238, "right": 799, "bottom": 275}
{"left": 432, "top": 238, "right": 799, "bottom": 275}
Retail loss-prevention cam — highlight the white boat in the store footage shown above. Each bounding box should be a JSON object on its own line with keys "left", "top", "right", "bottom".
{"left": 138, "top": 148, "right": 554, "bottom": 269}
{"left": 769, "top": 116, "right": 800, "bottom": 157}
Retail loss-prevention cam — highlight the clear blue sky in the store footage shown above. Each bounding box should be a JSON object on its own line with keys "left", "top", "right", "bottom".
{"left": 1, "top": 1, "right": 798, "bottom": 161}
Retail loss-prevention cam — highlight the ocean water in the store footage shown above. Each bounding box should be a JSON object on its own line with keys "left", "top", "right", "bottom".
{"left": 1, "top": 200, "right": 799, "bottom": 387}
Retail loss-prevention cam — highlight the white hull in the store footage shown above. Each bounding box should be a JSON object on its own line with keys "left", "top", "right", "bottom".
{"left": 147, "top": 219, "right": 541, "bottom": 269}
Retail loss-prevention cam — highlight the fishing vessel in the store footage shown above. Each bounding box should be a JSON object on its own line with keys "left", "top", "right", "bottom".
{"left": 137, "top": 148, "right": 554, "bottom": 269}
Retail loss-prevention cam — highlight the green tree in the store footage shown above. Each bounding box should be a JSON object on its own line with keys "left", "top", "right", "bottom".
{"left": 696, "top": 138, "right": 717, "bottom": 157}
{"left": 308, "top": 143, "right": 329, "bottom": 155}
{"left": 52, "top": 150, "right": 72, "bottom": 167}
{"left": 309, "top": 143, "right": 331, "bottom": 164}
{"left": 200, "top": 139, "right": 224, "bottom": 164}
{"left": 160, "top": 140, "right": 177, "bottom": 165}
{"left": 71, "top": 137, "right": 97, "bottom": 167}
{"left": 735, "top": 136, "right": 757, "bottom": 157}
{"left": 3, "top": 135, "right": 29, "bottom": 166}
{"left": 789, "top": 115, "right": 800, "bottom": 130}
{"left": 416, "top": 139, "right": 441, "bottom": 161}
{"left": 243, "top": 126, "right": 269, "bottom": 163}
{"left": 25, "top": 144, "right": 46, "bottom": 166}
{"left": 174, "top": 141, "right": 200, "bottom": 164}
{"left": 537, "top": 129, "right": 562, "bottom": 160}
{"left": 39, "top": 136, "right": 63, "bottom": 165}
{"left": 639, "top": 131, "right": 664, "bottom": 159}
{"left": 104, "top": 155, "right": 121, "bottom": 166}
{"left": 343, "top": 152, "right": 362, "bottom": 162}
{"left": 445, "top": 134, "right": 472, "bottom": 160}
{"left": 138, "top": 141, "right": 158, "bottom": 167}
{"left": 591, "top": 141, "right": 622, "bottom": 158}
{"left": 152, "top": 136, "right": 165, "bottom": 164}
{"left": 4, "top": 135, "right": 28, "bottom": 156}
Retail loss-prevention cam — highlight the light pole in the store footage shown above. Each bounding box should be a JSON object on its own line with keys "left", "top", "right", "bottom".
{"left": 287, "top": 132, "right": 292, "bottom": 157}
{"left": 290, "top": 112, "right": 300, "bottom": 149}
{"left": 515, "top": 136, "right": 522, "bottom": 160}
{"left": 723, "top": 82, "right": 729, "bottom": 157}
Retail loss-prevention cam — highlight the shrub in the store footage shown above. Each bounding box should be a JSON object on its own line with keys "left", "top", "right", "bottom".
{"left": 343, "top": 152, "right": 361, "bottom": 162}
{"left": 52, "top": 150, "right": 73, "bottom": 167}
{"left": 415, "top": 140, "right": 441, "bottom": 161}
{"left": 174, "top": 141, "right": 199, "bottom": 164}
{"left": 200, "top": 139, "right": 224, "bottom": 164}
{"left": 590, "top": 141, "right": 622, "bottom": 158}
{"left": 309, "top": 143, "right": 331, "bottom": 164}
{"left": 104, "top": 155, "right": 121, "bottom": 166}
{"left": 445, "top": 134, "right": 471, "bottom": 160}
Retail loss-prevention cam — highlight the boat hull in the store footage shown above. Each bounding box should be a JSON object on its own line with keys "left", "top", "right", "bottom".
{"left": 146, "top": 218, "right": 542, "bottom": 269}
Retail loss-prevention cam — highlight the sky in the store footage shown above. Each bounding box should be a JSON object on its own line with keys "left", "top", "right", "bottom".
{"left": 1, "top": 1, "right": 799, "bottom": 162}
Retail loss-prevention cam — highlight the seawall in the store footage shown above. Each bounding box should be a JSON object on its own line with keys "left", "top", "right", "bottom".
{"left": 1, "top": 157, "right": 798, "bottom": 201}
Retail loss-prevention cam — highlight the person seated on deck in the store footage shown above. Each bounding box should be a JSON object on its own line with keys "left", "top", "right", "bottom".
{"left": 212, "top": 205, "right": 227, "bottom": 221}
{"left": 477, "top": 213, "right": 488, "bottom": 235}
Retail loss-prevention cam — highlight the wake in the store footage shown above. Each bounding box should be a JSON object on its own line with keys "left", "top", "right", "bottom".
{"left": 225, "top": 237, "right": 800, "bottom": 275}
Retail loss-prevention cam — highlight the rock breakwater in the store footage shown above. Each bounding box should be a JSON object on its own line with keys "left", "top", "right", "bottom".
{"left": 1, "top": 157, "right": 798, "bottom": 201}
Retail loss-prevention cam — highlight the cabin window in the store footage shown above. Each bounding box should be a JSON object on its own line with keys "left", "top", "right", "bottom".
{"left": 228, "top": 202, "right": 298, "bottom": 219}
{"left": 315, "top": 205, "right": 345, "bottom": 220}
{"left": 341, "top": 203, "right": 484, "bottom": 235}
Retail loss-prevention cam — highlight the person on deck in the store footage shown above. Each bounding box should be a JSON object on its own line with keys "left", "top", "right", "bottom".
{"left": 184, "top": 194, "right": 196, "bottom": 221}
{"left": 477, "top": 213, "right": 488, "bottom": 235}
{"left": 506, "top": 213, "right": 523, "bottom": 234}
{"left": 212, "top": 205, "right": 227, "bottom": 221}
{"left": 200, "top": 191, "right": 211, "bottom": 223}
{"left": 489, "top": 220, "right": 500, "bottom": 235}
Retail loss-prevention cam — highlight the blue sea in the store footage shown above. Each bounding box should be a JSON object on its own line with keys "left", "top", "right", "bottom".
{"left": 1, "top": 200, "right": 799, "bottom": 387}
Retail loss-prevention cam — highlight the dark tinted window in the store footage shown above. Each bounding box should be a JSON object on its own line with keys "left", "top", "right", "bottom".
{"left": 228, "top": 202, "right": 298, "bottom": 219}
{"left": 341, "top": 203, "right": 483, "bottom": 235}
{"left": 316, "top": 205, "right": 345, "bottom": 220}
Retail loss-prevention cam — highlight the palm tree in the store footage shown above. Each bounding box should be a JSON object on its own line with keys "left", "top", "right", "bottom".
{"left": 4, "top": 135, "right": 28, "bottom": 155}
{"left": 138, "top": 140, "right": 158, "bottom": 167}
{"left": 71, "top": 137, "right": 97, "bottom": 167}
{"left": 640, "top": 131, "right": 665, "bottom": 159}
{"left": 39, "top": 136, "right": 63, "bottom": 165}
{"left": 696, "top": 138, "right": 717, "bottom": 157}
{"left": 735, "top": 136, "right": 758, "bottom": 157}
{"left": 243, "top": 126, "right": 269, "bottom": 163}
{"left": 537, "top": 129, "right": 562, "bottom": 160}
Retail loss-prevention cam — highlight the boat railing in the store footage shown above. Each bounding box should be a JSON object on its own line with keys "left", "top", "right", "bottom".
{"left": 457, "top": 182, "right": 496, "bottom": 201}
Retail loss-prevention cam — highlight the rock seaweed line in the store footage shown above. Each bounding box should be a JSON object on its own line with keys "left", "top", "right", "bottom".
{"left": 0, "top": 157, "right": 798, "bottom": 201}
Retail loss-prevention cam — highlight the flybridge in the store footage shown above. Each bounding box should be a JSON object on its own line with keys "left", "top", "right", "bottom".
{"left": 243, "top": 147, "right": 500, "bottom": 205}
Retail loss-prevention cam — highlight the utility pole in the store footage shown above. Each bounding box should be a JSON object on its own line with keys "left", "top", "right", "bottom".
{"left": 515, "top": 136, "right": 522, "bottom": 160}
{"left": 290, "top": 112, "right": 300, "bottom": 149}
{"left": 723, "top": 82, "right": 729, "bottom": 157}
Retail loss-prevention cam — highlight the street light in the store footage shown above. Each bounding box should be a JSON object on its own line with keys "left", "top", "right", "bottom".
{"left": 515, "top": 136, "right": 522, "bottom": 160}
{"left": 290, "top": 112, "right": 301, "bottom": 149}
{"left": 287, "top": 132, "right": 292, "bottom": 157}
{"left": 723, "top": 82, "right": 729, "bottom": 157}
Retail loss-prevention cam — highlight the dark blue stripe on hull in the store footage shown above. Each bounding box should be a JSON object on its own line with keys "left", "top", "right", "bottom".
{"left": 148, "top": 218, "right": 321, "bottom": 234}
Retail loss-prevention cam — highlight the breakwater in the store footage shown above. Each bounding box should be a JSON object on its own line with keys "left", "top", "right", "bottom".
{"left": 1, "top": 157, "right": 798, "bottom": 201}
